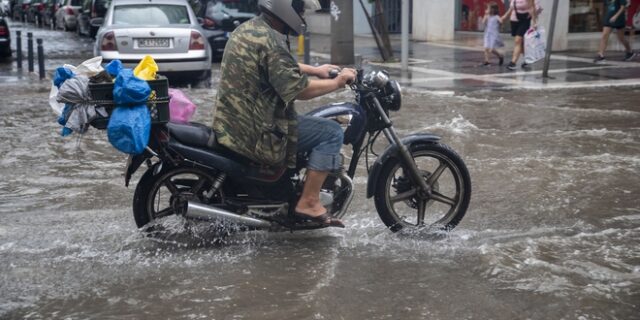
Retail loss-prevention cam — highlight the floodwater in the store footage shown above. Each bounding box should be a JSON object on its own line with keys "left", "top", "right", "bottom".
{"left": 1, "top": 18, "right": 639, "bottom": 320}
{"left": 1, "top": 71, "right": 639, "bottom": 319}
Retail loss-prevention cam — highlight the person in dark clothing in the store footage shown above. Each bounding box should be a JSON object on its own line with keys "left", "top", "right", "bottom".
{"left": 594, "top": 0, "right": 636, "bottom": 62}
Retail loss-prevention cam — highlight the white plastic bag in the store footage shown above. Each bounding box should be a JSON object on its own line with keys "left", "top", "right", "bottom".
{"left": 49, "top": 85, "right": 65, "bottom": 116}
{"left": 64, "top": 56, "right": 104, "bottom": 77}
{"left": 524, "top": 27, "right": 546, "bottom": 64}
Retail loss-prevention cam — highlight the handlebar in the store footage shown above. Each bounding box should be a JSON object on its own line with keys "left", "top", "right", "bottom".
{"left": 328, "top": 68, "right": 356, "bottom": 86}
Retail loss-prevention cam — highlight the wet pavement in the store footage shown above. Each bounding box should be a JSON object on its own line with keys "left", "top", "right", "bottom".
{"left": 1, "top": 18, "right": 640, "bottom": 320}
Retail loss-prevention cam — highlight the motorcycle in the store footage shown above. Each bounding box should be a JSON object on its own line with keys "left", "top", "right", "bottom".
{"left": 122, "top": 69, "right": 471, "bottom": 235}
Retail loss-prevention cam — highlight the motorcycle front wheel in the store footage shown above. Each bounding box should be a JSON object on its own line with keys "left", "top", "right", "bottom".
{"left": 132, "top": 166, "right": 219, "bottom": 229}
{"left": 374, "top": 142, "right": 471, "bottom": 233}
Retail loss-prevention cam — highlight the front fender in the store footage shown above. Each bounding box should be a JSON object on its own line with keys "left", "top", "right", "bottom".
{"left": 366, "top": 133, "right": 441, "bottom": 198}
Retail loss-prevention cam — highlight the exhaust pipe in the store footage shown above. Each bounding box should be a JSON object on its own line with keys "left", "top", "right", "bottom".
{"left": 186, "top": 202, "right": 272, "bottom": 229}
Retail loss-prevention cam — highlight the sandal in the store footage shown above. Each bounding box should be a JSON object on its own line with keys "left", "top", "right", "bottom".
{"left": 294, "top": 211, "right": 345, "bottom": 228}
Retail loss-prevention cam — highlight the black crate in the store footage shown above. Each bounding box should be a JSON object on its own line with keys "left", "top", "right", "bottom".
{"left": 89, "top": 78, "right": 170, "bottom": 129}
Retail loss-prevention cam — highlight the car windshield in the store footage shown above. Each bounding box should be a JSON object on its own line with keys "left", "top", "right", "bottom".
{"left": 112, "top": 4, "right": 190, "bottom": 25}
{"left": 206, "top": 0, "right": 257, "bottom": 14}
{"left": 70, "top": 0, "right": 82, "bottom": 5}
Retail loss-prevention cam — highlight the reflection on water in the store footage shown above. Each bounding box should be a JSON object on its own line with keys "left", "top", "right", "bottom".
{"left": 0, "top": 82, "right": 638, "bottom": 319}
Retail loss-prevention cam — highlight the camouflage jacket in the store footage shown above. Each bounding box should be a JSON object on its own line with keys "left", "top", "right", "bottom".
{"left": 212, "top": 15, "right": 308, "bottom": 167}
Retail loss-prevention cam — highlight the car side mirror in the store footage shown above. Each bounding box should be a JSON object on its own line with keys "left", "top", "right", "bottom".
{"left": 90, "top": 17, "right": 104, "bottom": 27}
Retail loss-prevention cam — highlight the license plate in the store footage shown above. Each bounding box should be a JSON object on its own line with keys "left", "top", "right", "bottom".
{"left": 138, "top": 38, "right": 170, "bottom": 48}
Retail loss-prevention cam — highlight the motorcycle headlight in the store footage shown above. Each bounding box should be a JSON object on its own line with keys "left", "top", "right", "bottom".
{"left": 382, "top": 80, "right": 402, "bottom": 111}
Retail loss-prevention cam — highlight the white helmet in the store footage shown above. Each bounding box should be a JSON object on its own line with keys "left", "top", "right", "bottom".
{"left": 258, "top": 0, "right": 320, "bottom": 35}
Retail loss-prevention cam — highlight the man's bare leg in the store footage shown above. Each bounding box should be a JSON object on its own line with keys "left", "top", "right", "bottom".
{"left": 295, "top": 169, "right": 329, "bottom": 217}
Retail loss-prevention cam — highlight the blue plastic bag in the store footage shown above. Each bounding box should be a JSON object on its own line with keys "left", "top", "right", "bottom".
{"left": 53, "top": 67, "right": 75, "bottom": 88}
{"left": 107, "top": 69, "right": 152, "bottom": 154}
{"left": 105, "top": 60, "right": 123, "bottom": 77}
{"left": 107, "top": 105, "right": 151, "bottom": 154}
{"left": 113, "top": 69, "right": 151, "bottom": 105}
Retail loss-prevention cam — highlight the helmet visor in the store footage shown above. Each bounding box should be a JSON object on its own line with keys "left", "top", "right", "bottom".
{"left": 292, "top": 0, "right": 320, "bottom": 15}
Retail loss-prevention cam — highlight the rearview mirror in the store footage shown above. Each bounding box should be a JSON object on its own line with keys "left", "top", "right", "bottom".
{"left": 90, "top": 17, "right": 104, "bottom": 27}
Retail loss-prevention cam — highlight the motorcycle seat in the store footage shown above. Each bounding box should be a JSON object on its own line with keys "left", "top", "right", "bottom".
{"left": 167, "top": 122, "right": 217, "bottom": 150}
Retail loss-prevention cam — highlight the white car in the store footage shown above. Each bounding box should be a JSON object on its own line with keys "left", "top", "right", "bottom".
{"left": 93, "top": 0, "right": 212, "bottom": 86}
{"left": 55, "top": 0, "right": 82, "bottom": 31}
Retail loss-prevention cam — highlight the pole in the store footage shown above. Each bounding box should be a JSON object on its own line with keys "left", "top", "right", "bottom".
{"left": 27, "top": 32, "right": 34, "bottom": 72}
{"left": 304, "top": 27, "right": 310, "bottom": 65}
{"left": 37, "top": 38, "right": 45, "bottom": 80}
{"left": 16, "top": 31, "right": 22, "bottom": 69}
{"left": 401, "top": 0, "right": 409, "bottom": 71}
{"left": 542, "top": 0, "right": 559, "bottom": 78}
{"left": 330, "top": 0, "right": 354, "bottom": 65}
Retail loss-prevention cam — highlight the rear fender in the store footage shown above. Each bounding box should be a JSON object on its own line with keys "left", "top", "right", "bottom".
{"left": 124, "top": 153, "right": 153, "bottom": 187}
{"left": 366, "top": 134, "right": 441, "bottom": 198}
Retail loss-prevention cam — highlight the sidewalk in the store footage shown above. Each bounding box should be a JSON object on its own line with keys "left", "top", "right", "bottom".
{"left": 297, "top": 31, "right": 640, "bottom": 91}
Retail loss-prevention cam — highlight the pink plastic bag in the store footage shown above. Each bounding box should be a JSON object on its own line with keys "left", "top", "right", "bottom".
{"left": 168, "top": 88, "right": 197, "bottom": 123}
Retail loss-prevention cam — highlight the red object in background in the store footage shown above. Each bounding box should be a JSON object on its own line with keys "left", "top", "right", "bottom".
{"left": 627, "top": 0, "right": 639, "bottom": 28}
{"left": 460, "top": 0, "right": 506, "bottom": 31}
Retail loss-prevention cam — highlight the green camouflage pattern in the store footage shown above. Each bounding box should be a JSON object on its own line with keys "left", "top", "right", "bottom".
{"left": 212, "top": 15, "right": 308, "bottom": 167}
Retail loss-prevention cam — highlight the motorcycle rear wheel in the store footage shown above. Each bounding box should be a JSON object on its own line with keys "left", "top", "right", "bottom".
{"left": 374, "top": 142, "right": 471, "bottom": 233}
{"left": 132, "top": 166, "right": 218, "bottom": 229}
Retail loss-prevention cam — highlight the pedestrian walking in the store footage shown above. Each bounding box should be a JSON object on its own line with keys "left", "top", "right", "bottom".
{"left": 626, "top": 0, "right": 640, "bottom": 52}
{"left": 506, "top": 0, "right": 542, "bottom": 71}
{"left": 482, "top": 3, "right": 513, "bottom": 66}
{"left": 594, "top": 0, "right": 636, "bottom": 62}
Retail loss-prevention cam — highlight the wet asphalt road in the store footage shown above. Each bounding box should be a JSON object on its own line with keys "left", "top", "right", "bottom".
{"left": 0, "top": 20, "right": 639, "bottom": 320}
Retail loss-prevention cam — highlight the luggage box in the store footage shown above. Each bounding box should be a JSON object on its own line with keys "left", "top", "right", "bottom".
{"left": 89, "top": 78, "right": 170, "bottom": 129}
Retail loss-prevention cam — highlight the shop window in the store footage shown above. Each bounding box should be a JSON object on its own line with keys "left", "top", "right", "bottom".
{"left": 569, "top": 0, "right": 604, "bottom": 32}
{"left": 458, "top": 0, "right": 508, "bottom": 32}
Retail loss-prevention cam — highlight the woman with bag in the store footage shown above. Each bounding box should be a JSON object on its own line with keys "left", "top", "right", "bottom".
{"left": 506, "top": 0, "right": 542, "bottom": 71}
{"left": 594, "top": 0, "right": 636, "bottom": 62}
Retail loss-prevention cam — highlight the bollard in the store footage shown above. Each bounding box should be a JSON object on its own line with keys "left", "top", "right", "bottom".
{"left": 27, "top": 32, "right": 34, "bottom": 72}
{"left": 37, "top": 39, "right": 45, "bottom": 80}
{"left": 303, "top": 27, "right": 310, "bottom": 65}
{"left": 16, "top": 31, "right": 22, "bottom": 69}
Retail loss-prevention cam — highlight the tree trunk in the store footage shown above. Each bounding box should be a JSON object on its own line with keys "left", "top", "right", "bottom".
{"left": 374, "top": 0, "right": 394, "bottom": 60}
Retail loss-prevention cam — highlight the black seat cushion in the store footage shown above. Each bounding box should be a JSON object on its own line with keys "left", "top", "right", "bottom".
{"left": 167, "top": 122, "right": 217, "bottom": 150}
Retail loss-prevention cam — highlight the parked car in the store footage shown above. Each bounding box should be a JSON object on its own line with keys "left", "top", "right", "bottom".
{"left": 93, "top": 0, "right": 212, "bottom": 86}
{"left": 198, "top": 0, "right": 255, "bottom": 60}
{"left": 12, "top": 0, "right": 31, "bottom": 21}
{"left": 0, "top": 10, "right": 10, "bottom": 58}
{"left": 55, "top": 0, "right": 81, "bottom": 31}
{"left": 76, "top": 0, "right": 109, "bottom": 38}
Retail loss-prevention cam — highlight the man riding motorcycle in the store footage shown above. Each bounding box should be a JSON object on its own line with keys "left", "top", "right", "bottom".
{"left": 212, "top": 0, "right": 357, "bottom": 227}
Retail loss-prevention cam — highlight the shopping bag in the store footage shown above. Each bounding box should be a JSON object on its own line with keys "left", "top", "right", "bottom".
{"left": 168, "top": 88, "right": 197, "bottom": 123}
{"left": 524, "top": 27, "right": 546, "bottom": 64}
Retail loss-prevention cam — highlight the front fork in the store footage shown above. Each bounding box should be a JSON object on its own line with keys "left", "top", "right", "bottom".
{"left": 371, "top": 97, "right": 432, "bottom": 200}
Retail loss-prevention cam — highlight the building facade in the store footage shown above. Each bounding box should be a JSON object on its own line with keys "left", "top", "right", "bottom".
{"left": 308, "top": 0, "right": 640, "bottom": 51}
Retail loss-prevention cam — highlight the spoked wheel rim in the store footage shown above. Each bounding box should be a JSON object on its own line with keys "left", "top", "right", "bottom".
{"left": 145, "top": 168, "right": 220, "bottom": 227}
{"left": 383, "top": 150, "right": 466, "bottom": 230}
